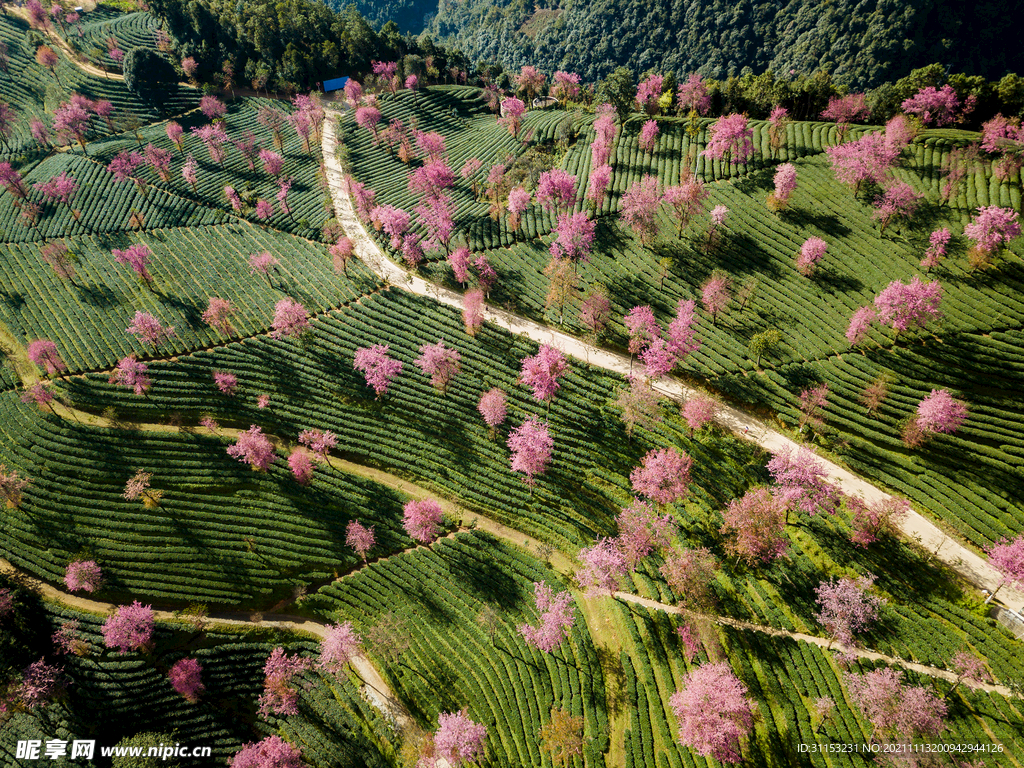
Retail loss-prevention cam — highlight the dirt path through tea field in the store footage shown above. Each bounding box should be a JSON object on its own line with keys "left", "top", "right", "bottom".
{"left": 321, "top": 113, "right": 1024, "bottom": 616}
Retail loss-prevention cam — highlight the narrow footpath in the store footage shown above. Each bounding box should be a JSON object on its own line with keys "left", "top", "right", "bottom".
{"left": 321, "top": 112, "right": 1024, "bottom": 615}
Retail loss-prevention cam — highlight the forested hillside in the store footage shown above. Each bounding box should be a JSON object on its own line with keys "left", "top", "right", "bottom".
{"left": 331, "top": 0, "right": 1023, "bottom": 89}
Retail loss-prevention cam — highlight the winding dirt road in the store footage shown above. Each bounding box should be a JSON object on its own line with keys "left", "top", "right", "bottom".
{"left": 321, "top": 112, "right": 1024, "bottom": 616}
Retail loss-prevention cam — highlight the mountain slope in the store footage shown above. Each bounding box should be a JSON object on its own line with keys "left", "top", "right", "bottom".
{"left": 388, "top": 0, "right": 1024, "bottom": 89}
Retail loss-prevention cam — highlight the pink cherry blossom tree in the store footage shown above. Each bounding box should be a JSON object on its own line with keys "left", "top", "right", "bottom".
{"left": 551, "top": 70, "right": 581, "bottom": 103}
{"left": 507, "top": 186, "right": 531, "bottom": 232}
{"left": 258, "top": 647, "right": 311, "bottom": 717}
{"left": 127, "top": 311, "right": 175, "bottom": 348}
{"left": 0, "top": 464, "right": 31, "bottom": 509}
{"left": 202, "top": 297, "right": 236, "bottom": 335}
{"left": 901, "top": 85, "right": 962, "bottom": 127}
{"left": 963, "top": 206, "right": 1020, "bottom": 268}
{"left": 985, "top": 534, "right": 1024, "bottom": 603}
{"left": 297, "top": 429, "right": 337, "bottom": 462}
{"left": 249, "top": 253, "right": 281, "bottom": 286}
{"left": 416, "top": 340, "right": 461, "bottom": 393}
{"left": 226, "top": 426, "right": 276, "bottom": 471}
{"left": 192, "top": 124, "right": 228, "bottom": 165}
{"left": 112, "top": 243, "right": 154, "bottom": 287}
{"left": 64, "top": 560, "right": 103, "bottom": 592}
{"left": 821, "top": 94, "right": 870, "bottom": 143}
{"left": 767, "top": 105, "right": 791, "bottom": 158}
{"left": 330, "top": 237, "right": 355, "bottom": 275}
{"left": 448, "top": 246, "right": 471, "bottom": 285}
{"left": 34, "top": 171, "right": 79, "bottom": 209}
{"left": 945, "top": 650, "right": 992, "bottom": 699}
{"left": 270, "top": 298, "right": 309, "bottom": 339}
{"left": 615, "top": 375, "right": 664, "bottom": 436}
{"left": 318, "top": 621, "right": 363, "bottom": 675}
{"left": 519, "top": 345, "right": 569, "bottom": 404}
{"left": 370, "top": 204, "right": 411, "bottom": 249}
{"left": 720, "top": 487, "right": 788, "bottom": 564}
{"left": 403, "top": 499, "right": 444, "bottom": 544}
{"left": 345, "top": 520, "right": 375, "bottom": 562}
{"left": 579, "top": 288, "right": 612, "bottom": 338}
{"left": 518, "top": 581, "right": 576, "bottom": 652}
{"left": 229, "top": 736, "right": 305, "bottom": 768}
{"left": 182, "top": 156, "right": 199, "bottom": 191}
{"left": 536, "top": 168, "right": 578, "bottom": 214}
{"left": 180, "top": 56, "right": 198, "bottom": 79}
{"left": 768, "top": 163, "right": 797, "bottom": 212}
{"left": 53, "top": 99, "right": 93, "bottom": 153}
{"left": 27, "top": 339, "right": 67, "bottom": 377}
{"left": 635, "top": 73, "right": 665, "bottom": 115}
{"left": 767, "top": 446, "right": 840, "bottom": 521}
{"left": 433, "top": 710, "right": 488, "bottom": 767}
{"left": 575, "top": 537, "right": 627, "bottom": 595}
{"left": 586, "top": 163, "right": 612, "bottom": 211}
{"left": 873, "top": 181, "right": 922, "bottom": 233}
{"left": 845, "top": 668, "right": 947, "bottom": 741}
{"left": 416, "top": 194, "right": 456, "bottom": 256}
{"left": 639, "top": 119, "right": 659, "bottom": 152}
{"left": 109, "top": 356, "right": 151, "bottom": 395}
{"left": 849, "top": 496, "right": 908, "bottom": 548}
{"left": 102, "top": 601, "right": 154, "bottom": 653}
{"left": 873, "top": 276, "right": 942, "bottom": 334}
{"left": 663, "top": 178, "right": 709, "bottom": 238}
{"left": 408, "top": 158, "right": 456, "bottom": 201}
{"left": 669, "top": 662, "right": 757, "bottom": 763}
{"left": 630, "top": 447, "right": 692, "bottom": 504}
{"left": 798, "top": 383, "right": 830, "bottom": 431}
{"left": 659, "top": 546, "right": 720, "bottom": 610}
{"left": 168, "top": 658, "right": 204, "bottom": 702}
{"left": 462, "top": 288, "right": 485, "bottom": 335}
{"left": 624, "top": 304, "right": 661, "bottom": 362}
{"left": 677, "top": 73, "right": 711, "bottom": 116}
{"left": 703, "top": 114, "right": 755, "bottom": 168}
{"left": 498, "top": 97, "right": 526, "bottom": 138}
{"left": 166, "top": 121, "right": 184, "bottom": 152}
{"left": 213, "top": 371, "right": 238, "bottom": 396}
{"left": 846, "top": 306, "right": 877, "bottom": 346}
{"left": 472, "top": 389, "right": 508, "bottom": 440}
{"left": 615, "top": 498, "right": 676, "bottom": 568}
{"left": 288, "top": 448, "right": 315, "bottom": 485}
{"left": 681, "top": 396, "right": 716, "bottom": 434}
{"left": 259, "top": 148, "right": 284, "bottom": 178}
{"left": 921, "top": 228, "right": 952, "bottom": 271}
{"left": 667, "top": 299, "right": 701, "bottom": 361}
{"left": 15, "top": 659, "right": 66, "bottom": 709}
{"left": 796, "top": 237, "right": 827, "bottom": 277}
{"left": 701, "top": 272, "right": 731, "bottom": 325}
{"left": 814, "top": 574, "right": 884, "bottom": 647}
{"left": 353, "top": 344, "right": 403, "bottom": 398}
{"left": 619, "top": 175, "right": 662, "bottom": 245}
{"left": 915, "top": 389, "right": 968, "bottom": 435}
{"left": 549, "top": 211, "right": 596, "bottom": 262}
{"left": 503, "top": 411, "right": 554, "bottom": 484}
{"left": 825, "top": 133, "right": 899, "bottom": 193}
{"left": 355, "top": 105, "right": 382, "bottom": 141}
{"left": 199, "top": 94, "right": 226, "bottom": 121}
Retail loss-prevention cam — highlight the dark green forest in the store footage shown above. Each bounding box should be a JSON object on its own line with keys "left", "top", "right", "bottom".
{"left": 328, "top": 0, "right": 1024, "bottom": 90}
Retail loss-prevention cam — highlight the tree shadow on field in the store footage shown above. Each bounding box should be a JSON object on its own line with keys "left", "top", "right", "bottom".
{"left": 440, "top": 535, "right": 523, "bottom": 612}
{"left": 0, "top": 288, "right": 26, "bottom": 312}
{"left": 157, "top": 292, "right": 204, "bottom": 326}
{"left": 814, "top": 267, "right": 864, "bottom": 294}
{"left": 774, "top": 363, "right": 824, "bottom": 393}
{"left": 785, "top": 208, "right": 852, "bottom": 239}
{"left": 94, "top": 230, "right": 134, "bottom": 251}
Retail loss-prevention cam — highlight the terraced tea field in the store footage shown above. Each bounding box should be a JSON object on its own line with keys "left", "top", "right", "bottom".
{"left": 1, "top": 15, "right": 1022, "bottom": 767}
